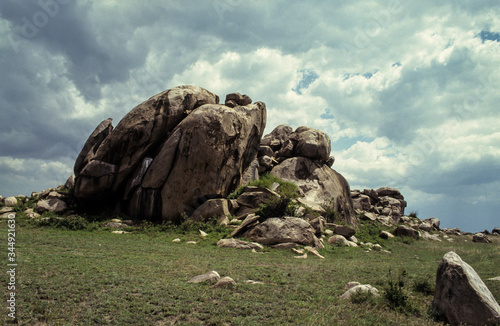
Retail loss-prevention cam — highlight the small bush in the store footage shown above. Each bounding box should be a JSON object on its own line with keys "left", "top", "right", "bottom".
{"left": 320, "top": 197, "right": 338, "bottom": 222}
{"left": 355, "top": 220, "right": 385, "bottom": 244}
{"left": 413, "top": 277, "right": 435, "bottom": 296}
{"left": 383, "top": 270, "right": 419, "bottom": 315}
{"left": 35, "top": 215, "right": 98, "bottom": 231}
{"left": 408, "top": 211, "right": 418, "bottom": 218}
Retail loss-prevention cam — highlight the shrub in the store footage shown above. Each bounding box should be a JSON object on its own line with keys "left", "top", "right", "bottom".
{"left": 320, "top": 197, "right": 338, "bottom": 222}
{"left": 383, "top": 269, "right": 419, "bottom": 315}
{"left": 350, "top": 289, "right": 379, "bottom": 306}
{"left": 413, "top": 276, "right": 435, "bottom": 296}
{"left": 355, "top": 220, "right": 385, "bottom": 244}
{"left": 408, "top": 211, "right": 418, "bottom": 218}
{"left": 35, "top": 215, "right": 98, "bottom": 231}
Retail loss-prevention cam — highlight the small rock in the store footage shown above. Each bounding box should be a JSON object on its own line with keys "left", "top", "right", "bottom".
{"left": 488, "top": 277, "right": 500, "bottom": 281}
{"left": 172, "top": 238, "right": 181, "bottom": 243}
{"left": 245, "top": 280, "right": 264, "bottom": 285}
{"left": 291, "top": 248, "right": 304, "bottom": 255}
{"left": 199, "top": 230, "right": 208, "bottom": 237}
{"left": 271, "top": 242, "right": 300, "bottom": 249}
{"left": 0, "top": 207, "right": 15, "bottom": 214}
{"left": 294, "top": 253, "right": 308, "bottom": 259}
{"left": 217, "top": 238, "right": 263, "bottom": 250}
{"left": 334, "top": 225, "right": 356, "bottom": 238}
{"left": 35, "top": 198, "right": 67, "bottom": 214}
{"left": 473, "top": 233, "right": 491, "bottom": 243}
{"left": 111, "top": 218, "right": 122, "bottom": 223}
{"left": 379, "top": 231, "right": 395, "bottom": 239}
{"left": 324, "top": 229, "right": 334, "bottom": 236}
{"left": 214, "top": 276, "right": 236, "bottom": 288}
{"left": 492, "top": 228, "right": 500, "bottom": 235}
{"left": 340, "top": 284, "right": 380, "bottom": 300}
{"left": 4, "top": 197, "right": 18, "bottom": 207}
{"left": 103, "top": 222, "right": 126, "bottom": 229}
{"left": 186, "top": 241, "right": 197, "bottom": 244}
{"left": 111, "top": 231, "right": 130, "bottom": 234}
{"left": 344, "top": 282, "right": 361, "bottom": 290}
{"left": 394, "top": 225, "right": 420, "bottom": 239}
{"left": 327, "top": 235, "right": 350, "bottom": 247}
{"left": 188, "top": 271, "right": 220, "bottom": 284}
{"left": 304, "top": 246, "right": 325, "bottom": 259}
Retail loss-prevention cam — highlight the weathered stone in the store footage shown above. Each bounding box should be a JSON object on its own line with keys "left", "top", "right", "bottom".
{"left": 261, "top": 125, "right": 293, "bottom": 150}
{"left": 352, "top": 194, "right": 371, "bottom": 211}
{"left": 345, "top": 281, "right": 361, "bottom": 290}
{"left": 421, "top": 231, "right": 442, "bottom": 241}
{"left": 187, "top": 199, "right": 231, "bottom": 224}
{"left": 0, "top": 207, "right": 14, "bottom": 214}
{"left": 442, "top": 228, "right": 462, "bottom": 236}
{"left": 258, "top": 145, "right": 274, "bottom": 158}
{"left": 214, "top": 276, "right": 236, "bottom": 288}
{"left": 433, "top": 251, "right": 500, "bottom": 325}
{"left": 289, "top": 126, "right": 331, "bottom": 162}
{"left": 243, "top": 217, "right": 322, "bottom": 248}
{"left": 271, "top": 242, "right": 300, "bottom": 249}
{"left": 424, "top": 217, "right": 441, "bottom": 230}
{"left": 334, "top": 225, "right": 356, "bottom": 238}
{"left": 276, "top": 139, "right": 294, "bottom": 159}
{"left": 103, "top": 222, "right": 127, "bottom": 229}
{"left": 327, "top": 235, "right": 350, "bottom": 247}
{"left": 236, "top": 187, "right": 280, "bottom": 209}
{"left": 35, "top": 198, "right": 67, "bottom": 214}
{"left": 65, "top": 174, "right": 75, "bottom": 189}
{"left": 217, "top": 238, "right": 264, "bottom": 250}
{"left": 473, "top": 233, "right": 491, "bottom": 243}
{"left": 258, "top": 155, "right": 273, "bottom": 171}
{"left": 492, "top": 228, "right": 500, "bottom": 235}
{"left": 340, "top": 284, "right": 380, "bottom": 300}
{"left": 230, "top": 214, "right": 261, "bottom": 237}
{"left": 225, "top": 92, "right": 252, "bottom": 107}
{"left": 188, "top": 271, "right": 220, "bottom": 284}
{"left": 74, "top": 118, "right": 114, "bottom": 177}
{"left": 304, "top": 246, "right": 325, "bottom": 259}
{"left": 307, "top": 214, "right": 325, "bottom": 236}
{"left": 4, "top": 197, "right": 18, "bottom": 207}
{"left": 380, "top": 231, "right": 395, "bottom": 239}
{"left": 394, "top": 225, "right": 420, "bottom": 239}
{"left": 419, "top": 222, "right": 433, "bottom": 232}
{"left": 375, "top": 187, "right": 404, "bottom": 200}
{"left": 271, "top": 157, "right": 356, "bottom": 226}
{"left": 361, "top": 212, "right": 377, "bottom": 221}
{"left": 326, "top": 156, "right": 335, "bottom": 167}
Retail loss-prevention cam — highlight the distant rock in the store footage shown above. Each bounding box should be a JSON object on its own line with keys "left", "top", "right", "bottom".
{"left": 473, "top": 233, "right": 491, "bottom": 243}
{"left": 4, "top": 197, "right": 18, "bottom": 207}
{"left": 243, "top": 217, "right": 323, "bottom": 248}
{"left": 35, "top": 198, "right": 67, "bottom": 214}
{"left": 379, "top": 231, "right": 395, "bottom": 239}
{"left": 216, "top": 238, "right": 264, "bottom": 250}
{"left": 327, "top": 235, "right": 350, "bottom": 247}
{"left": 492, "top": 228, "right": 500, "bottom": 235}
{"left": 187, "top": 199, "right": 231, "bottom": 225}
{"left": 290, "top": 126, "right": 331, "bottom": 162}
{"left": 213, "top": 276, "right": 236, "bottom": 288}
{"left": 394, "top": 225, "right": 420, "bottom": 240}
{"left": 433, "top": 251, "right": 500, "bottom": 326}
{"left": 188, "top": 271, "right": 220, "bottom": 284}
{"left": 340, "top": 284, "right": 380, "bottom": 300}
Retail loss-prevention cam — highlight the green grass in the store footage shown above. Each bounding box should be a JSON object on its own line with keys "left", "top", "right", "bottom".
{"left": 1, "top": 218, "right": 499, "bottom": 325}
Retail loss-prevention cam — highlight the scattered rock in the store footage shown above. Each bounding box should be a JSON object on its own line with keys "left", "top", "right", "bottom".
{"left": 199, "top": 230, "right": 208, "bottom": 237}
{"left": 230, "top": 214, "right": 261, "bottom": 237}
{"left": 188, "top": 271, "right": 220, "bottom": 284}
{"left": 172, "top": 238, "right": 181, "bottom": 243}
{"left": 0, "top": 207, "right": 15, "bottom": 214}
{"left": 110, "top": 218, "right": 122, "bottom": 223}
{"left": 187, "top": 199, "right": 231, "bottom": 225}
{"left": 214, "top": 276, "right": 236, "bottom": 288}
{"left": 421, "top": 232, "right": 442, "bottom": 242}
{"left": 488, "top": 277, "right": 500, "bottom": 281}
{"left": 473, "top": 233, "right": 491, "bottom": 243}
{"left": 290, "top": 126, "right": 331, "bottom": 162}
{"left": 186, "top": 241, "right": 197, "bottom": 244}
{"left": 304, "top": 246, "right": 325, "bottom": 259}
{"left": 216, "top": 238, "right": 264, "bottom": 250}
{"left": 243, "top": 217, "right": 323, "bottom": 248}
{"left": 433, "top": 251, "right": 500, "bottom": 326}
{"left": 327, "top": 235, "right": 350, "bottom": 247}
{"left": 35, "top": 198, "right": 67, "bottom": 214}
{"left": 294, "top": 253, "right": 308, "bottom": 259}
{"left": 111, "top": 231, "right": 130, "bottom": 234}
{"left": 4, "top": 197, "right": 18, "bottom": 207}
{"left": 103, "top": 222, "right": 127, "bottom": 229}
{"left": 333, "top": 225, "right": 356, "bottom": 238}
{"left": 424, "top": 217, "right": 441, "bottom": 230}
{"left": 344, "top": 282, "right": 361, "bottom": 290}
{"left": 394, "top": 225, "right": 420, "bottom": 239}
{"left": 379, "top": 231, "right": 395, "bottom": 239}
{"left": 245, "top": 280, "right": 264, "bottom": 285}
{"left": 340, "top": 284, "right": 380, "bottom": 300}
{"left": 442, "top": 228, "right": 462, "bottom": 236}
{"left": 270, "top": 242, "right": 299, "bottom": 249}
{"left": 492, "top": 228, "right": 500, "bottom": 235}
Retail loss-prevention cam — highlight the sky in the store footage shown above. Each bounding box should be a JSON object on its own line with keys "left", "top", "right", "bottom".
{"left": 0, "top": 0, "right": 499, "bottom": 232}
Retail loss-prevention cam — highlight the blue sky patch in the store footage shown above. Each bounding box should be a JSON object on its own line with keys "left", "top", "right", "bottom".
{"left": 477, "top": 29, "right": 500, "bottom": 43}
{"left": 293, "top": 69, "right": 319, "bottom": 94}
{"left": 320, "top": 108, "right": 335, "bottom": 120}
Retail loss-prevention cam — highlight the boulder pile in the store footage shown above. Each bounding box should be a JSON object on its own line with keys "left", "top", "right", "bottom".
{"left": 351, "top": 187, "right": 407, "bottom": 224}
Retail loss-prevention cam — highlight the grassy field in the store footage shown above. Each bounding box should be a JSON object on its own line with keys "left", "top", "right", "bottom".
{"left": 1, "top": 218, "right": 499, "bottom": 325}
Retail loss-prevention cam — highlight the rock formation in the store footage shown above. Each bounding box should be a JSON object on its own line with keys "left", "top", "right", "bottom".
{"left": 351, "top": 187, "right": 407, "bottom": 224}
{"left": 73, "top": 86, "right": 266, "bottom": 222}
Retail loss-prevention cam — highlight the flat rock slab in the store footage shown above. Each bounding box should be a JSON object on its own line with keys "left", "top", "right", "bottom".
{"left": 188, "top": 271, "right": 220, "bottom": 284}
{"left": 217, "top": 238, "right": 263, "bottom": 250}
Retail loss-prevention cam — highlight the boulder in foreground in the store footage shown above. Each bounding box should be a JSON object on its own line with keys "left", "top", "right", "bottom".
{"left": 433, "top": 251, "right": 500, "bottom": 326}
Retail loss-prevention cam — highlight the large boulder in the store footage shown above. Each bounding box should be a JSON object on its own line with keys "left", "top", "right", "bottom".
{"left": 433, "top": 251, "right": 500, "bottom": 325}
{"left": 243, "top": 217, "right": 323, "bottom": 248}
{"left": 271, "top": 157, "right": 356, "bottom": 226}
{"left": 73, "top": 86, "right": 266, "bottom": 222}
{"left": 290, "top": 126, "right": 331, "bottom": 162}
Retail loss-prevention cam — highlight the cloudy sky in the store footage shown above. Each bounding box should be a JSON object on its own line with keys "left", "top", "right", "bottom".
{"left": 1, "top": 0, "right": 499, "bottom": 232}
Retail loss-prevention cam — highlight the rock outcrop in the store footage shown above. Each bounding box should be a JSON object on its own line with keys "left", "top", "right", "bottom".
{"left": 351, "top": 187, "right": 407, "bottom": 224}
{"left": 433, "top": 251, "right": 500, "bottom": 325}
{"left": 255, "top": 125, "right": 356, "bottom": 226}
{"left": 74, "top": 86, "right": 266, "bottom": 222}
